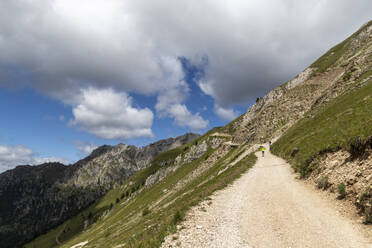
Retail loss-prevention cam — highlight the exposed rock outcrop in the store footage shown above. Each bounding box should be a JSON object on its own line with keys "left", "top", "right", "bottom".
{"left": 308, "top": 149, "right": 372, "bottom": 223}
{"left": 184, "top": 141, "right": 208, "bottom": 164}
{"left": 0, "top": 133, "right": 199, "bottom": 248}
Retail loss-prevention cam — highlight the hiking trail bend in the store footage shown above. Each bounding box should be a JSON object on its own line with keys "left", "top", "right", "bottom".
{"left": 161, "top": 145, "right": 372, "bottom": 248}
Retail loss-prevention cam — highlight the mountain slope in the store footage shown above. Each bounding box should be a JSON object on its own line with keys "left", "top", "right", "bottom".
{"left": 272, "top": 73, "right": 372, "bottom": 222}
{"left": 68, "top": 133, "right": 200, "bottom": 189}
{"left": 26, "top": 131, "right": 257, "bottom": 248}
{"left": 0, "top": 133, "right": 198, "bottom": 248}
{"left": 24, "top": 20, "right": 372, "bottom": 247}
{"left": 270, "top": 20, "right": 372, "bottom": 221}
{"left": 231, "top": 20, "right": 372, "bottom": 145}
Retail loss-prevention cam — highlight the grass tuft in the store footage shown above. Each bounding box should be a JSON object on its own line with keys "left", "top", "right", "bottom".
{"left": 142, "top": 208, "right": 151, "bottom": 217}
{"left": 347, "top": 136, "right": 372, "bottom": 159}
{"left": 172, "top": 211, "right": 183, "bottom": 225}
{"left": 337, "top": 183, "right": 346, "bottom": 199}
{"left": 317, "top": 176, "right": 329, "bottom": 190}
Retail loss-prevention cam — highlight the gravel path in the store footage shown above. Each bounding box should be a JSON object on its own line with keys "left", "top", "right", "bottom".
{"left": 161, "top": 146, "right": 372, "bottom": 248}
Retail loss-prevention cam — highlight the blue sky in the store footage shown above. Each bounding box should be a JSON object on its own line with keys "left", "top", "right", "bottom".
{"left": 0, "top": 61, "right": 249, "bottom": 168}
{"left": 0, "top": 0, "right": 371, "bottom": 172}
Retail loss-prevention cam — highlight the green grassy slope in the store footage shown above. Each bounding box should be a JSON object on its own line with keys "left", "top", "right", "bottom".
{"left": 271, "top": 75, "right": 372, "bottom": 177}
{"left": 26, "top": 131, "right": 256, "bottom": 248}
{"left": 310, "top": 20, "right": 372, "bottom": 73}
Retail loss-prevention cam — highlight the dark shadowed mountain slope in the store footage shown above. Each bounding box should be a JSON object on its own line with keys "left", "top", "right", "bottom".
{"left": 0, "top": 133, "right": 199, "bottom": 248}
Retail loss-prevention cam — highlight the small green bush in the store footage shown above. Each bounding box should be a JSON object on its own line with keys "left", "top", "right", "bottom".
{"left": 357, "top": 192, "right": 372, "bottom": 224}
{"left": 357, "top": 192, "right": 370, "bottom": 212}
{"left": 365, "top": 212, "right": 372, "bottom": 224}
{"left": 297, "top": 163, "right": 312, "bottom": 178}
{"left": 317, "top": 175, "right": 329, "bottom": 190}
{"left": 348, "top": 136, "right": 367, "bottom": 158}
{"left": 104, "top": 230, "right": 111, "bottom": 237}
{"left": 343, "top": 72, "right": 352, "bottom": 81}
{"left": 142, "top": 208, "right": 151, "bottom": 216}
{"left": 172, "top": 211, "right": 183, "bottom": 225}
{"left": 337, "top": 183, "right": 346, "bottom": 199}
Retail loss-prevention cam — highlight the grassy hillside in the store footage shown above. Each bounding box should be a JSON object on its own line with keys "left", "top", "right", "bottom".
{"left": 272, "top": 74, "right": 372, "bottom": 176}
{"left": 310, "top": 20, "right": 372, "bottom": 73}
{"left": 26, "top": 132, "right": 256, "bottom": 248}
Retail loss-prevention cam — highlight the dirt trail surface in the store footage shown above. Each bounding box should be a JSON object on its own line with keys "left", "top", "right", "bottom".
{"left": 161, "top": 146, "right": 372, "bottom": 248}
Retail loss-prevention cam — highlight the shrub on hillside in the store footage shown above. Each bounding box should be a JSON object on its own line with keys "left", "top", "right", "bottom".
{"left": 172, "top": 211, "right": 183, "bottom": 225}
{"left": 142, "top": 208, "right": 151, "bottom": 216}
{"left": 347, "top": 136, "right": 372, "bottom": 159}
{"left": 317, "top": 175, "right": 329, "bottom": 190}
{"left": 337, "top": 183, "right": 346, "bottom": 199}
{"left": 343, "top": 72, "right": 352, "bottom": 81}
{"left": 356, "top": 189, "right": 372, "bottom": 224}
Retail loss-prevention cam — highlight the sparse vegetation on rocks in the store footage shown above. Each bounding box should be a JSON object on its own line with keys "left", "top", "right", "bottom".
{"left": 317, "top": 175, "right": 329, "bottom": 190}
{"left": 337, "top": 183, "right": 346, "bottom": 199}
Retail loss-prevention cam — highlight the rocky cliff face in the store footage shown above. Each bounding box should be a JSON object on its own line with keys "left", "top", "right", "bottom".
{"left": 0, "top": 133, "right": 199, "bottom": 248}
{"left": 69, "top": 133, "right": 200, "bottom": 189}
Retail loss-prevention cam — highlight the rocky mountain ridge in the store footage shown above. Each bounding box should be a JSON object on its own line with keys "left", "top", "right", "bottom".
{"left": 0, "top": 133, "right": 199, "bottom": 248}
{"left": 69, "top": 133, "right": 200, "bottom": 189}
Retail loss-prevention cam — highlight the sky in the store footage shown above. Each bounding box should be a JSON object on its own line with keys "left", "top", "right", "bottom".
{"left": 0, "top": 0, "right": 371, "bottom": 172}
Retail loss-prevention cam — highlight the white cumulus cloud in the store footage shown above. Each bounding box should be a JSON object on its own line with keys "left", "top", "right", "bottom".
{"left": 168, "top": 104, "right": 209, "bottom": 131}
{"left": 215, "top": 105, "right": 240, "bottom": 121}
{"left": 69, "top": 87, "right": 154, "bottom": 140}
{"left": 73, "top": 141, "right": 98, "bottom": 155}
{"left": 153, "top": 57, "right": 209, "bottom": 130}
{"left": 0, "top": 145, "right": 69, "bottom": 173}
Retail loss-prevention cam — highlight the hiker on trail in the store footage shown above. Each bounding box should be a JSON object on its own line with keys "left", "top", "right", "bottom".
{"left": 260, "top": 146, "right": 265, "bottom": 157}
{"left": 269, "top": 141, "right": 272, "bottom": 150}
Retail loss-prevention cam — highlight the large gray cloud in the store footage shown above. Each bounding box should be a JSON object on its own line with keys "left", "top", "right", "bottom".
{"left": 0, "top": 0, "right": 371, "bottom": 118}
